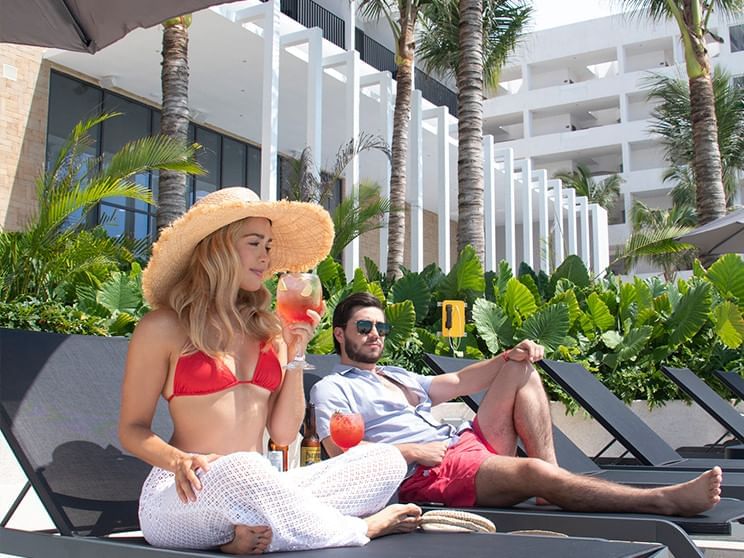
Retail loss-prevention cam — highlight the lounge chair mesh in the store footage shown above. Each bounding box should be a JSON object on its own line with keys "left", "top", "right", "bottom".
{"left": 0, "top": 328, "right": 172, "bottom": 536}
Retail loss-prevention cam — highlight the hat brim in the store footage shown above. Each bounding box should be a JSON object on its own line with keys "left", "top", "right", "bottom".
{"left": 142, "top": 198, "right": 333, "bottom": 308}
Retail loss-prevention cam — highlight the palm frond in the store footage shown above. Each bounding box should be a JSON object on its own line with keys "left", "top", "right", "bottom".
{"left": 102, "top": 135, "right": 204, "bottom": 180}
{"left": 330, "top": 181, "right": 393, "bottom": 259}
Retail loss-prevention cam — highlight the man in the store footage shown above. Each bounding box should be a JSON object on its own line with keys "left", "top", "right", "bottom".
{"left": 310, "top": 292, "right": 722, "bottom": 517}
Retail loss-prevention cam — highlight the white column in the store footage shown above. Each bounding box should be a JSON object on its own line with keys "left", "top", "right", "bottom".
{"left": 577, "top": 195, "right": 591, "bottom": 270}
{"left": 408, "top": 89, "right": 424, "bottom": 272}
{"left": 523, "top": 110, "right": 532, "bottom": 138}
{"left": 616, "top": 45, "right": 626, "bottom": 74}
{"left": 346, "top": 0, "right": 356, "bottom": 51}
{"left": 550, "top": 178, "right": 564, "bottom": 267}
{"left": 483, "top": 136, "right": 496, "bottom": 271}
{"left": 322, "top": 50, "right": 361, "bottom": 277}
{"left": 281, "top": 28, "right": 324, "bottom": 188}
{"left": 619, "top": 94, "right": 629, "bottom": 125}
{"left": 591, "top": 203, "right": 610, "bottom": 277}
{"left": 517, "top": 158, "right": 533, "bottom": 269}
{"left": 260, "top": 0, "right": 281, "bottom": 201}
{"left": 536, "top": 169, "right": 549, "bottom": 273}
{"left": 425, "top": 106, "right": 451, "bottom": 272}
{"left": 307, "top": 29, "right": 323, "bottom": 178}
{"left": 503, "top": 148, "right": 516, "bottom": 272}
{"left": 565, "top": 187, "right": 577, "bottom": 256}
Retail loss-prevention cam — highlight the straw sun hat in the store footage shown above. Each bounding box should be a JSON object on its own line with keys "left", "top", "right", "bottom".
{"left": 142, "top": 187, "right": 334, "bottom": 308}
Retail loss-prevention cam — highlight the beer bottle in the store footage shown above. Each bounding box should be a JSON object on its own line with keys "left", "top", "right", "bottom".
{"left": 267, "top": 438, "right": 288, "bottom": 472}
{"left": 300, "top": 403, "right": 321, "bottom": 466}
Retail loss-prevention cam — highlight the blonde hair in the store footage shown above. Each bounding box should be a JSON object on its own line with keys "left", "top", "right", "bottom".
{"left": 166, "top": 218, "right": 282, "bottom": 356}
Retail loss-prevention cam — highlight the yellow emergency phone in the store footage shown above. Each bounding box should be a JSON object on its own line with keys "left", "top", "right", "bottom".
{"left": 441, "top": 300, "right": 465, "bottom": 338}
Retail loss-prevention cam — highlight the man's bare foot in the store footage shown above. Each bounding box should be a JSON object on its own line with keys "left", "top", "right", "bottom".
{"left": 657, "top": 467, "right": 722, "bottom": 516}
{"left": 364, "top": 503, "right": 422, "bottom": 539}
{"left": 220, "top": 525, "right": 272, "bottom": 555}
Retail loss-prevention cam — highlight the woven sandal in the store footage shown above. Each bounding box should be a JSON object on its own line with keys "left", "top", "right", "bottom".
{"left": 420, "top": 510, "right": 496, "bottom": 533}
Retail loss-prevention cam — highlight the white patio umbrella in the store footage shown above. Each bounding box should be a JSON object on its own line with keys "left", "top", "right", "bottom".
{"left": 676, "top": 208, "right": 744, "bottom": 256}
{"left": 0, "top": 0, "right": 245, "bottom": 53}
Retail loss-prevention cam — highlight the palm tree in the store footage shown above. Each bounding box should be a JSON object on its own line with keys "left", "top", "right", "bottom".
{"left": 646, "top": 67, "right": 744, "bottom": 209}
{"left": 157, "top": 14, "right": 192, "bottom": 233}
{"left": 0, "top": 113, "right": 203, "bottom": 303}
{"left": 281, "top": 134, "right": 394, "bottom": 258}
{"left": 618, "top": 0, "right": 744, "bottom": 226}
{"left": 417, "top": 0, "right": 531, "bottom": 263}
{"left": 358, "top": 0, "right": 430, "bottom": 280}
{"left": 614, "top": 201, "right": 696, "bottom": 280}
{"left": 553, "top": 164, "right": 624, "bottom": 211}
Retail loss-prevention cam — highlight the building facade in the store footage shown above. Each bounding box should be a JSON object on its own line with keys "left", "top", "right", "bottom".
{"left": 0, "top": 0, "right": 611, "bottom": 278}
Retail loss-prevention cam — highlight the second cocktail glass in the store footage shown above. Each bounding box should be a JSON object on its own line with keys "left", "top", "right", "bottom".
{"left": 329, "top": 411, "right": 365, "bottom": 451}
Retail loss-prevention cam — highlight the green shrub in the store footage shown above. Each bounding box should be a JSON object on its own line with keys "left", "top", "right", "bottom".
{"left": 0, "top": 299, "right": 108, "bottom": 336}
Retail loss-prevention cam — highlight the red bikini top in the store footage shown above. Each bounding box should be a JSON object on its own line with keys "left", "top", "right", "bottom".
{"left": 167, "top": 344, "right": 282, "bottom": 401}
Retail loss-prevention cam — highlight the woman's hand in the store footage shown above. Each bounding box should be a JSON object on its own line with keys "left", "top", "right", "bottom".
{"left": 174, "top": 452, "right": 222, "bottom": 503}
{"left": 281, "top": 302, "right": 325, "bottom": 362}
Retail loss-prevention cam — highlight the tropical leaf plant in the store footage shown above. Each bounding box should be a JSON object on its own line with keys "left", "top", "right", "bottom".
{"left": 0, "top": 113, "right": 202, "bottom": 305}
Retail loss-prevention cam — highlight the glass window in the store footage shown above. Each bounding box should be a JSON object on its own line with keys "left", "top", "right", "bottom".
{"left": 247, "top": 144, "right": 261, "bottom": 194}
{"left": 102, "top": 92, "right": 152, "bottom": 212}
{"left": 194, "top": 126, "right": 220, "bottom": 201}
{"left": 730, "top": 24, "right": 744, "bottom": 53}
{"left": 47, "top": 72, "right": 277, "bottom": 241}
{"left": 607, "top": 193, "right": 626, "bottom": 225}
{"left": 222, "top": 137, "right": 246, "bottom": 187}
{"left": 47, "top": 72, "right": 102, "bottom": 166}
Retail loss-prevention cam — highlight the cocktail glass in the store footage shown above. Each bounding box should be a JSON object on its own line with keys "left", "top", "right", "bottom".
{"left": 276, "top": 272, "right": 323, "bottom": 369}
{"left": 329, "top": 411, "right": 365, "bottom": 451}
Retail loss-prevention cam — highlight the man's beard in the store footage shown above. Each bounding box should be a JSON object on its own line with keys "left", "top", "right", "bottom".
{"left": 344, "top": 338, "right": 382, "bottom": 364}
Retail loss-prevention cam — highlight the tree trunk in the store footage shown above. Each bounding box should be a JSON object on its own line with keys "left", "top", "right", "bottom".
{"left": 455, "top": 0, "right": 485, "bottom": 264}
{"left": 689, "top": 72, "right": 726, "bottom": 226}
{"left": 386, "top": 15, "right": 416, "bottom": 281}
{"left": 157, "top": 18, "right": 190, "bottom": 234}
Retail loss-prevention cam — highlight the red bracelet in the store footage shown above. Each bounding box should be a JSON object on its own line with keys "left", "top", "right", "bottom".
{"left": 502, "top": 350, "right": 510, "bottom": 362}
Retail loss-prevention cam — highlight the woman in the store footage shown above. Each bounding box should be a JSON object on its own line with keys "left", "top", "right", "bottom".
{"left": 120, "top": 187, "right": 420, "bottom": 554}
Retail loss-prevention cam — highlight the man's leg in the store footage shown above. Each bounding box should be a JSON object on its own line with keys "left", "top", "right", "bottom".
{"left": 474, "top": 455, "right": 722, "bottom": 517}
{"left": 476, "top": 359, "right": 557, "bottom": 464}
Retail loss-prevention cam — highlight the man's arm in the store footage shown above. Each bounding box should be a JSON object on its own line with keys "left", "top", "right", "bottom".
{"left": 321, "top": 436, "right": 448, "bottom": 466}
{"left": 427, "top": 340, "right": 545, "bottom": 406}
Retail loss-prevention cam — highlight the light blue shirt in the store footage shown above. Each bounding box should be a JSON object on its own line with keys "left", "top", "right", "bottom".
{"left": 310, "top": 364, "right": 457, "bottom": 446}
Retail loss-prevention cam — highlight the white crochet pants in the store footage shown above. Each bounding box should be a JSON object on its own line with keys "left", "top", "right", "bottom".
{"left": 139, "top": 443, "right": 406, "bottom": 552}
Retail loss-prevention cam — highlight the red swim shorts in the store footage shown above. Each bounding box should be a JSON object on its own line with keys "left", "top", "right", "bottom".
{"left": 398, "top": 418, "right": 496, "bottom": 507}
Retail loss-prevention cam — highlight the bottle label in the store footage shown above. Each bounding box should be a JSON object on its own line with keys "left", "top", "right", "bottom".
{"left": 300, "top": 446, "right": 321, "bottom": 466}
{"left": 267, "top": 450, "right": 284, "bottom": 472}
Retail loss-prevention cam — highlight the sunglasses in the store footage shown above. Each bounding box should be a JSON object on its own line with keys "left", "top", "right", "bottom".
{"left": 355, "top": 319, "right": 392, "bottom": 337}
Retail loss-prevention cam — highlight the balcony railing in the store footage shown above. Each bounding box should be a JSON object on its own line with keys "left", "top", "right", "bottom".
{"left": 269, "top": 0, "right": 458, "bottom": 116}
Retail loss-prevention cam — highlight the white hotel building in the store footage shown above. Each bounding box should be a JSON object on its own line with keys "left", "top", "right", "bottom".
{"left": 3, "top": 2, "right": 742, "bottom": 277}
{"left": 482, "top": 10, "right": 744, "bottom": 273}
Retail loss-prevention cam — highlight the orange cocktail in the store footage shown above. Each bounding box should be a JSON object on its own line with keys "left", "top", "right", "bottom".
{"left": 330, "top": 411, "right": 365, "bottom": 451}
{"left": 276, "top": 273, "right": 322, "bottom": 325}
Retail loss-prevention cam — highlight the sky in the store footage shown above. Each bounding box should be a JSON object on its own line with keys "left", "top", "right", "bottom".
{"left": 531, "top": 0, "right": 623, "bottom": 31}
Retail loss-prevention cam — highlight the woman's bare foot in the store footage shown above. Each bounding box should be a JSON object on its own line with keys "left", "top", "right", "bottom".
{"left": 657, "top": 467, "right": 722, "bottom": 516}
{"left": 364, "top": 503, "right": 422, "bottom": 539}
{"left": 220, "top": 525, "right": 272, "bottom": 555}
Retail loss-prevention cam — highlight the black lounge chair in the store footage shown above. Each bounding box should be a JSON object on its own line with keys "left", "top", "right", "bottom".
{"left": 0, "top": 328, "right": 665, "bottom": 558}
{"left": 538, "top": 359, "right": 744, "bottom": 474}
{"left": 660, "top": 366, "right": 744, "bottom": 450}
{"left": 715, "top": 370, "right": 744, "bottom": 403}
{"left": 423, "top": 353, "right": 744, "bottom": 533}
{"left": 303, "top": 351, "right": 726, "bottom": 557}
